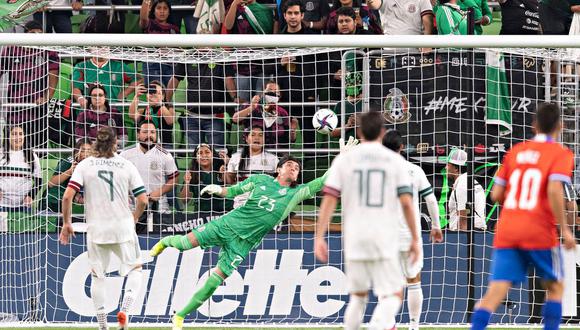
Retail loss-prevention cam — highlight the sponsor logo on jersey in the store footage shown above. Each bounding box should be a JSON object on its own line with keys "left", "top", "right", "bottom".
{"left": 383, "top": 88, "right": 411, "bottom": 124}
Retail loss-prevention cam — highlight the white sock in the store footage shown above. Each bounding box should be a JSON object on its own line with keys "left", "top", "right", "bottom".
{"left": 344, "top": 294, "right": 367, "bottom": 330}
{"left": 369, "top": 295, "right": 401, "bottom": 330}
{"left": 407, "top": 282, "right": 423, "bottom": 328}
{"left": 121, "top": 268, "right": 143, "bottom": 313}
{"left": 91, "top": 275, "right": 108, "bottom": 330}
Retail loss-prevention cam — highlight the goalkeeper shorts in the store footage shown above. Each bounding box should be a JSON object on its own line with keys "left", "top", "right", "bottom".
{"left": 192, "top": 219, "right": 254, "bottom": 277}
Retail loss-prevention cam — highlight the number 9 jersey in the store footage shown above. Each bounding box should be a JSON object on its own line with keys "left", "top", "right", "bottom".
{"left": 493, "top": 135, "right": 574, "bottom": 249}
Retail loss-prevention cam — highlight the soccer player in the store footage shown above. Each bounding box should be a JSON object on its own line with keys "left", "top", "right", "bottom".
{"left": 315, "top": 111, "right": 421, "bottom": 330}
{"left": 59, "top": 127, "right": 149, "bottom": 330}
{"left": 149, "top": 137, "right": 359, "bottom": 330}
{"left": 383, "top": 129, "right": 443, "bottom": 330}
{"left": 471, "top": 103, "right": 576, "bottom": 330}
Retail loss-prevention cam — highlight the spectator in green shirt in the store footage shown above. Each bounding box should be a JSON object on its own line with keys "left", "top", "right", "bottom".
{"left": 436, "top": 0, "right": 468, "bottom": 34}
{"left": 44, "top": 138, "right": 92, "bottom": 212}
{"left": 180, "top": 144, "right": 232, "bottom": 215}
{"left": 458, "top": 0, "right": 492, "bottom": 34}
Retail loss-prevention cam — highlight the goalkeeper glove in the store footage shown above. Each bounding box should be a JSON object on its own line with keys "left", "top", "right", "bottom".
{"left": 339, "top": 136, "right": 359, "bottom": 153}
{"left": 200, "top": 184, "right": 222, "bottom": 196}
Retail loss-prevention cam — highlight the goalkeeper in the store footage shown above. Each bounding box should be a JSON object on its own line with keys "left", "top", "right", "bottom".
{"left": 150, "top": 137, "right": 358, "bottom": 329}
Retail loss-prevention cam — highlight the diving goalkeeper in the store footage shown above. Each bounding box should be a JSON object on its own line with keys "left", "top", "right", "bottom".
{"left": 149, "top": 137, "right": 358, "bottom": 329}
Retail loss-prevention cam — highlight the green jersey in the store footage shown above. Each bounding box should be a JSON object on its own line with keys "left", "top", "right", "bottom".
{"left": 73, "top": 59, "right": 137, "bottom": 103}
{"left": 223, "top": 173, "right": 327, "bottom": 245}
{"left": 458, "top": 0, "right": 492, "bottom": 35}
{"left": 436, "top": 4, "right": 468, "bottom": 35}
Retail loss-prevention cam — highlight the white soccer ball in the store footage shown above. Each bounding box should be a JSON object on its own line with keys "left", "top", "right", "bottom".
{"left": 312, "top": 108, "right": 338, "bottom": 135}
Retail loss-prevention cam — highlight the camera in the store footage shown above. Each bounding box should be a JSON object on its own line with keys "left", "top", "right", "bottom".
{"left": 148, "top": 85, "right": 157, "bottom": 95}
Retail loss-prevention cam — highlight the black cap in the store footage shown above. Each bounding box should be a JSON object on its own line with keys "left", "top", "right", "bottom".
{"left": 24, "top": 20, "right": 43, "bottom": 32}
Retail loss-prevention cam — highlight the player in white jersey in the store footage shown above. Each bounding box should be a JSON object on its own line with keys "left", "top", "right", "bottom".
{"left": 59, "top": 127, "right": 149, "bottom": 330}
{"left": 315, "top": 112, "right": 420, "bottom": 330}
{"left": 383, "top": 130, "right": 443, "bottom": 330}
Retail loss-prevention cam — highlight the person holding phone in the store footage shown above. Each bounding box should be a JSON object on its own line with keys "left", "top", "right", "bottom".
{"left": 129, "top": 80, "right": 175, "bottom": 148}
{"left": 44, "top": 138, "right": 93, "bottom": 213}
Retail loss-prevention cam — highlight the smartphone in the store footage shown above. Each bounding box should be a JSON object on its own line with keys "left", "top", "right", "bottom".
{"left": 148, "top": 85, "right": 157, "bottom": 95}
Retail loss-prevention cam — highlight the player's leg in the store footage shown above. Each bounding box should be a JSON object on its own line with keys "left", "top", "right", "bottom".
{"left": 344, "top": 260, "right": 371, "bottom": 330}
{"left": 369, "top": 258, "right": 405, "bottom": 330}
{"left": 87, "top": 242, "right": 112, "bottom": 330}
{"left": 531, "top": 248, "right": 565, "bottom": 330}
{"left": 114, "top": 235, "right": 143, "bottom": 330}
{"left": 150, "top": 219, "right": 227, "bottom": 256}
{"left": 472, "top": 249, "right": 525, "bottom": 330}
{"left": 400, "top": 248, "right": 424, "bottom": 330}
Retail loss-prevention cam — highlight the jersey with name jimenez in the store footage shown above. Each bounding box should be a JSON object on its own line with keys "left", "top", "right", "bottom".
{"left": 494, "top": 135, "right": 574, "bottom": 249}
{"left": 323, "top": 142, "right": 412, "bottom": 261}
{"left": 68, "top": 155, "right": 146, "bottom": 244}
{"left": 223, "top": 173, "right": 327, "bottom": 247}
{"left": 398, "top": 161, "right": 433, "bottom": 248}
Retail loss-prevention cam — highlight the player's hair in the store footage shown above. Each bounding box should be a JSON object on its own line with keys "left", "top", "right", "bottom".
{"left": 284, "top": 0, "right": 304, "bottom": 13}
{"left": 535, "top": 103, "right": 561, "bottom": 134}
{"left": 94, "top": 127, "right": 117, "bottom": 158}
{"left": 360, "top": 111, "right": 385, "bottom": 141}
{"left": 276, "top": 155, "right": 302, "bottom": 187}
{"left": 382, "top": 129, "right": 403, "bottom": 152}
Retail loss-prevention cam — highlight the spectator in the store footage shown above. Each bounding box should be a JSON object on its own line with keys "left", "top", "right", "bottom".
{"left": 445, "top": 149, "right": 486, "bottom": 231}
{"left": 539, "top": 0, "right": 572, "bottom": 35}
{"left": 120, "top": 121, "right": 179, "bottom": 232}
{"left": 367, "top": 0, "right": 433, "bottom": 36}
{"left": 457, "top": 0, "right": 492, "bottom": 34}
{"left": 274, "top": 0, "right": 329, "bottom": 33}
{"left": 279, "top": 0, "right": 315, "bottom": 33}
{"left": 435, "top": 0, "right": 468, "bottom": 35}
{"left": 326, "top": 0, "right": 382, "bottom": 34}
{"left": 180, "top": 143, "right": 232, "bottom": 214}
{"left": 225, "top": 126, "right": 279, "bottom": 208}
{"left": 231, "top": 81, "right": 296, "bottom": 149}
{"left": 183, "top": 63, "right": 234, "bottom": 152}
{"left": 0, "top": 20, "right": 59, "bottom": 147}
{"left": 75, "top": 83, "right": 127, "bottom": 146}
{"left": 0, "top": 125, "right": 42, "bottom": 212}
{"left": 498, "top": 0, "right": 540, "bottom": 34}
{"left": 72, "top": 56, "right": 139, "bottom": 109}
{"left": 329, "top": 71, "right": 362, "bottom": 140}
{"left": 33, "top": 0, "right": 82, "bottom": 33}
{"left": 129, "top": 81, "right": 175, "bottom": 148}
{"left": 172, "top": 0, "right": 197, "bottom": 33}
{"left": 140, "top": 0, "right": 183, "bottom": 98}
{"left": 44, "top": 138, "right": 92, "bottom": 212}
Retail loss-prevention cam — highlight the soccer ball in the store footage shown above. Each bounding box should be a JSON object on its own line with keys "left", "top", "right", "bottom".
{"left": 312, "top": 108, "right": 338, "bottom": 135}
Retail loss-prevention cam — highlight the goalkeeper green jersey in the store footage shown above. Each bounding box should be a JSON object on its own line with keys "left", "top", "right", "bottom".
{"left": 223, "top": 173, "right": 326, "bottom": 245}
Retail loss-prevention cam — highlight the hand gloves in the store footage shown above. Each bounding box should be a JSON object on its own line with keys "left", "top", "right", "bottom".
{"left": 339, "top": 136, "right": 359, "bottom": 153}
{"left": 200, "top": 184, "right": 222, "bottom": 196}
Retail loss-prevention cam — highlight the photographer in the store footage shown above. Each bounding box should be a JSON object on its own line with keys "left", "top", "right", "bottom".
{"left": 129, "top": 81, "right": 175, "bottom": 148}
{"left": 232, "top": 80, "right": 297, "bottom": 150}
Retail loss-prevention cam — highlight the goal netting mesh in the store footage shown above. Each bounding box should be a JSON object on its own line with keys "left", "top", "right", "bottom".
{"left": 0, "top": 43, "right": 579, "bottom": 326}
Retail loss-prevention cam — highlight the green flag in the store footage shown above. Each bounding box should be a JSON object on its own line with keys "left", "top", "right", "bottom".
{"left": 438, "top": 167, "right": 450, "bottom": 228}
{"left": 244, "top": 2, "right": 273, "bottom": 34}
{"left": 0, "top": 0, "right": 48, "bottom": 32}
{"left": 485, "top": 50, "right": 512, "bottom": 136}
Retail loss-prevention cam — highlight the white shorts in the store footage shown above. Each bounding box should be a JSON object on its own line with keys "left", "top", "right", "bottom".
{"left": 87, "top": 233, "right": 142, "bottom": 278}
{"left": 399, "top": 248, "right": 424, "bottom": 279}
{"left": 345, "top": 258, "right": 405, "bottom": 296}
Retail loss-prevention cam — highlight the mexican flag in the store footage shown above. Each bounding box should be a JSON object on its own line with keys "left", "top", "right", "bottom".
{"left": 0, "top": 0, "right": 48, "bottom": 32}
{"left": 485, "top": 50, "right": 512, "bottom": 136}
{"left": 193, "top": 0, "right": 225, "bottom": 34}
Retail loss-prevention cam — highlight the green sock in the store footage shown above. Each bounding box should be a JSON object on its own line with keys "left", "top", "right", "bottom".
{"left": 160, "top": 235, "right": 194, "bottom": 251}
{"left": 177, "top": 272, "right": 224, "bottom": 317}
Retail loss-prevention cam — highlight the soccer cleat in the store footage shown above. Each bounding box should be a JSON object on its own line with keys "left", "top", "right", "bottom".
{"left": 149, "top": 241, "right": 166, "bottom": 257}
{"left": 116, "top": 311, "right": 127, "bottom": 330}
{"left": 172, "top": 314, "right": 184, "bottom": 330}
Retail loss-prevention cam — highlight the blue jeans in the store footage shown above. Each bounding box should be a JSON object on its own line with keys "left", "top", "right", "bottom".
{"left": 183, "top": 116, "right": 225, "bottom": 151}
{"left": 34, "top": 11, "right": 72, "bottom": 33}
{"left": 143, "top": 62, "right": 174, "bottom": 87}
{"left": 170, "top": 11, "right": 197, "bottom": 34}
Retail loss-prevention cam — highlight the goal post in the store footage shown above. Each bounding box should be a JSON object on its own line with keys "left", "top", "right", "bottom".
{"left": 0, "top": 35, "right": 579, "bottom": 326}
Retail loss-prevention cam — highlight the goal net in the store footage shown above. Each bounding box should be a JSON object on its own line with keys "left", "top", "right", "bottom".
{"left": 0, "top": 38, "right": 579, "bottom": 326}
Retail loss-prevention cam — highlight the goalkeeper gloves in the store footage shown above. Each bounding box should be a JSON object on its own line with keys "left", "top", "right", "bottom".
{"left": 200, "top": 184, "right": 222, "bottom": 196}
{"left": 339, "top": 136, "right": 359, "bottom": 153}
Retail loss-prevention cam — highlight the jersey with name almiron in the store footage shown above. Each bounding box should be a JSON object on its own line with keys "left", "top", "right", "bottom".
{"left": 223, "top": 173, "right": 326, "bottom": 247}
{"left": 323, "top": 142, "right": 412, "bottom": 261}
{"left": 494, "top": 134, "right": 574, "bottom": 249}
{"left": 68, "top": 155, "right": 146, "bottom": 244}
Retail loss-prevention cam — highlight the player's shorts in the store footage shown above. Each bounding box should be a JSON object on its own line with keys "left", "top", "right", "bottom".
{"left": 490, "top": 247, "right": 564, "bottom": 284}
{"left": 87, "top": 232, "right": 142, "bottom": 279}
{"left": 345, "top": 258, "right": 405, "bottom": 296}
{"left": 399, "top": 248, "right": 424, "bottom": 279}
{"left": 192, "top": 218, "right": 254, "bottom": 277}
